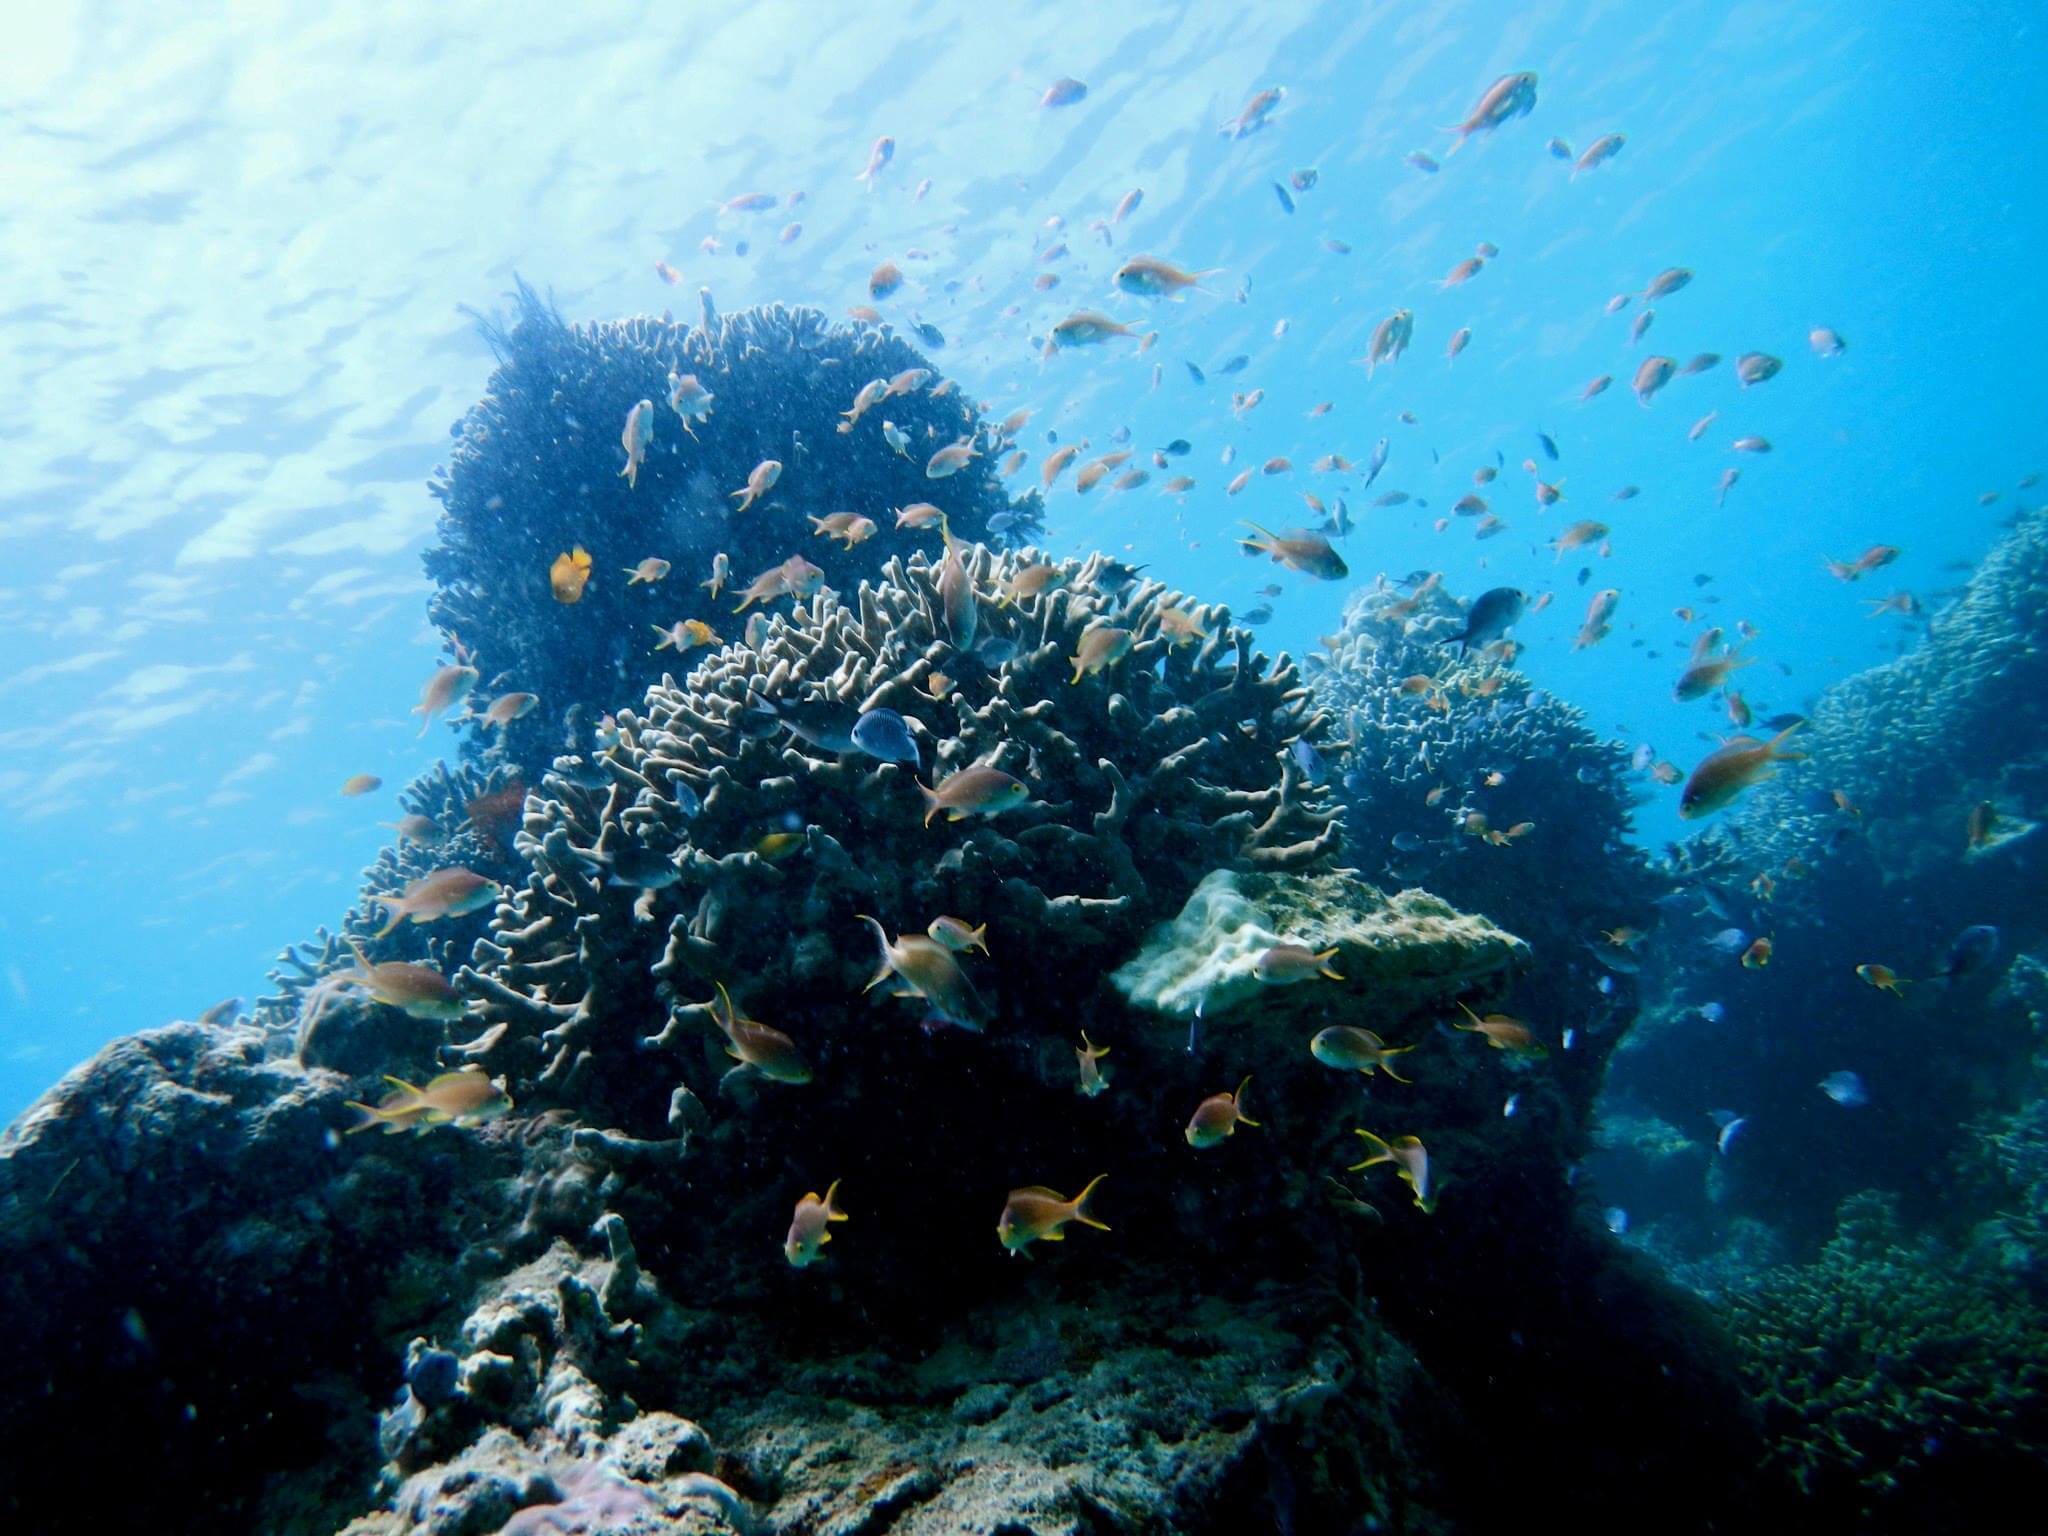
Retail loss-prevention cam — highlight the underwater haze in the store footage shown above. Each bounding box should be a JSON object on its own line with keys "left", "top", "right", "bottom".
{"left": 2, "top": 0, "right": 2039, "bottom": 1113}
{"left": 2, "top": 2, "right": 2046, "bottom": 1533}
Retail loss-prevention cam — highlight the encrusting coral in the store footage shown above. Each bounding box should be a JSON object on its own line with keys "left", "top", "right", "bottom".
{"left": 422, "top": 283, "right": 1044, "bottom": 782}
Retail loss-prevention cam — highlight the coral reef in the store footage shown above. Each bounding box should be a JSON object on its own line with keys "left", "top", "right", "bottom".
{"left": 1719, "top": 1190, "right": 2048, "bottom": 1534}
{"left": 1306, "top": 576, "right": 1666, "bottom": 1151}
{"left": 0, "top": 1021, "right": 521, "bottom": 1534}
{"left": 422, "top": 283, "right": 1042, "bottom": 780}
{"left": 1712, "top": 504, "right": 2047, "bottom": 889}
{"left": 0, "top": 298, "right": 1788, "bottom": 1536}
{"left": 1603, "top": 509, "right": 2048, "bottom": 1238}
{"left": 455, "top": 543, "right": 1339, "bottom": 1106}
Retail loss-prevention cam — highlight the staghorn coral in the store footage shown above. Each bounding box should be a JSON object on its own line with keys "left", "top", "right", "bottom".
{"left": 1720, "top": 1189, "right": 2048, "bottom": 1530}
{"left": 457, "top": 543, "right": 1340, "bottom": 1103}
{"left": 423, "top": 282, "right": 1042, "bottom": 781}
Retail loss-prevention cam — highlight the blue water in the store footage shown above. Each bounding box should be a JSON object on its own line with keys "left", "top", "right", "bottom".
{"left": 0, "top": 0, "right": 2040, "bottom": 1120}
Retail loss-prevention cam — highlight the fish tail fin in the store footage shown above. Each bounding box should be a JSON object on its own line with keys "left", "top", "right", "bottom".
{"left": 343, "top": 1102, "right": 385, "bottom": 1134}
{"left": 1071, "top": 1173, "right": 1111, "bottom": 1231}
{"left": 855, "top": 916, "right": 892, "bottom": 990}
{"left": 914, "top": 780, "right": 941, "bottom": 827}
{"left": 1381, "top": 1047, "right": 1417, "bottom": 1085}
{"left": 823, "top": 1178, "right": 848, "bottom": 1221}
{"left": 1455, "top": 1001, "right": 1483, "bottom": 1031}
{"left": 1767, "top": 721, "right": 1807, "bottom": 761}
{"left": 1315, "top": 947, "right": 1344, "bottom": 981}
{"left": 1349, "top": 1129, "right": 1394, "bottom": 1170}
{"left": 371, "top": 899, "right": 405, "bottom": 939}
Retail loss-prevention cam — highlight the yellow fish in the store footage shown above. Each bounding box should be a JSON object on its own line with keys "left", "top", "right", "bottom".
{"left": 652, "top": 619, "right": 719, "bottom": 653}
{"left": 346, "top": 1068, "right": 510, "bottom": 1135}
{"left": 1349, "top": 1130, "right": 1437, "bottom": 1213}
{"left": 1075, "top": 1032, "right": 1111, "bottom": 1097}
{"left": 1310, "top": 1025, "right": 1415, "bottom": 1081}
{"left": 550, "top": 547, "right": 594, "bottom": 604}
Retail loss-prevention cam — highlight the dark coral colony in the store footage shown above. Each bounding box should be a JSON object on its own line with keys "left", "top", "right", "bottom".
{"left": 3, "top": 288, "right": 2042, "bottom": 1536}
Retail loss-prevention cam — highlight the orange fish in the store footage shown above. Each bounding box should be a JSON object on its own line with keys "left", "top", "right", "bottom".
{"left": 1185, "top": 1077, "right": 1259, "bottom": 1148}
{"left": 998, "top": 1176, "right": 1109, "bottom": 1255}
{"left": 1678, "top": 724, "right": 1804, "bottom": 819}
{"left": 550, "top": 547, "right": 593, "bottom": 604}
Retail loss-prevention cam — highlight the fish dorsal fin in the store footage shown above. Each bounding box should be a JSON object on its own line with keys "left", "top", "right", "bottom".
{"left": 1014, "top": 1185, "right": 1066, "bottom": 1201}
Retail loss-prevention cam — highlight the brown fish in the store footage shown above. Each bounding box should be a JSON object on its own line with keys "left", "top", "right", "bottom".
{"left": 413, "top": 663, "right": 480, "bottom": 737}
{"left": 1069, "top": 623, "right": 1133, "bottom": 684}
{"left": 858, "top": 915, "right": 988, "bottom": 1030}
{"left": 998, "top": 1176, "right": 1109, "bottom": 1255}
{"left": 1238, "top": 522, "right": 1348, "bottom": 580}
{"left": 346, "top": 1067, "right": 510, "bottom": 1135}
{"left": 1453, "top": 1002, "right": 1547, "bottom": 1057}
{"left": 1678, "top": 724, "right": 1804, "bottom": 819}
{"left": 1185, "top": 1076, "right": 1260, "bottom": 1148}
{"left": 372, "top": 867, "right": 501, "bottom": 937}
{"left": 915, "top": 764, "right": 1028, "bottom": 826}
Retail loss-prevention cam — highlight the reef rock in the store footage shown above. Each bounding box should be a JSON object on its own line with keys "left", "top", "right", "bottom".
{"left": 1110, "top": 867, "right": 1528, "bottom": 1025}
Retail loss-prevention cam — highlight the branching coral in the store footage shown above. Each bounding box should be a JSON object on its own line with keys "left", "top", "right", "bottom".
{"left": 1720, "top": 1190, "right": 2048, "bottom": 1527}
{"left": 458, "top": 543, "right": 1340, "bottom": 1104}
{"left": 423, "top": 281, "right": 1043, "bottom": 781}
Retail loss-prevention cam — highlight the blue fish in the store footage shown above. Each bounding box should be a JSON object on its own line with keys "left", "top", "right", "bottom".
{"left": 1163, "top": 438, "right": 1191, "bottom": 456}
{"left": 673, "top": 779, "right": 702, "bottom": 818}
{"left": 1538, "top": 431, "right": 1559, "bottom": 461}
{"left": 1362, "top": 436, "right": 1389, "bottom": 488}
{"left": 974, "top": 635, "right": 1020, "bottom": 666}
{"left": 1217, "top": 354, "right": 1250, "bottom": 375}
{"left": 1290, "top": 739, "right": 1326, "bottom": 780}
{"left": 851, "top": 708, "right": 919, "bottom": 765}
{"left": 1186, "top": 361, "right": 1206, "bottom": 384}
{"left": 1271, "top": 180, "right": 1296, "bottom": 215}
{"left": 1935, "top": 923, "right": 1999, "bottom": 984}
{"left": 1819, "top": 1070, "right": 1868, "bottom": 1108}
